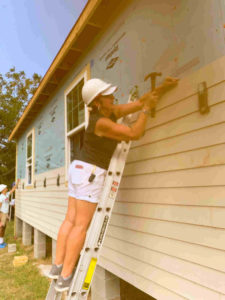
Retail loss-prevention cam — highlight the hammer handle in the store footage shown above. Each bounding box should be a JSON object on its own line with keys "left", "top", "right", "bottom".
{"left": 151, "top": 77, "right": 156, "bottom": 117}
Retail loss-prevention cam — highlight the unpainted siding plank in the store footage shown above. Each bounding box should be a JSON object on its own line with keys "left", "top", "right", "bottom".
{"left": 121, "top": 165, "right": 225, "bottom": 188}
{"left": 157, "top": 55, "right": 225, "bottom": 110}
{"left": 117, "top": 186, "right": 225, "bottom": 207}
{"left": 110, "top": 214, "right": 225, "bottom": 250}
{"left": 124, "top": 143, "right": 225, "bottom": 176}
{"left": 16, "top": 209, "right": 61, "bottom": 239}
{"left": 100, "top": 247, "right": 222, "bottom": 300}
{"left": 17, "top": 195, "right": 67, "bottom": 207}
{"left": 107, "top": 225, "right": 225, "bottom": 273}
{"left": 128, "top": 122, "right": 225, "bottom": 163}
{"left": 134, "top": 100, "right": 225, "bottom": 148}
{"left": 113, "top": 202, "right": 225, "bottom": 228}
{"left": 16, "top": 205, "right": 64, "bottom": 224}
{"left": 100, "top": 256, "right": 188, "bottom": 300}
{"left": 104, "top": 236, "right": 225, "bottom": 294}
{"left": 146, "top": 81, "right": 225, "bottom": 131}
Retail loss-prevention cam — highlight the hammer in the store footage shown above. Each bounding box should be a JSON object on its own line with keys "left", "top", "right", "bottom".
{"left": 144, "top": 72, "right": 162, "bottom": 117}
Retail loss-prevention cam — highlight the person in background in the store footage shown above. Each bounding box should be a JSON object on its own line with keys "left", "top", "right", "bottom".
{"left": 0, "top": 179, "right": 20, "bottom": 248}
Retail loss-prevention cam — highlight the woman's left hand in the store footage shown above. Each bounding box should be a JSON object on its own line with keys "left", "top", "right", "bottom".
{"left": 144, "top": 91, "right": 159, "bottom": 109}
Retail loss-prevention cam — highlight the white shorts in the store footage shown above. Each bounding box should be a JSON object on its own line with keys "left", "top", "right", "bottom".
{"left": 68, "top": 160, "right": 107, "bottom": 203}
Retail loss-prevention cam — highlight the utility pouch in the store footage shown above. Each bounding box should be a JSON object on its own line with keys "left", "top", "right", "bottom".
{"left": 88, "top": 166, "right": 96, "bottom": 183}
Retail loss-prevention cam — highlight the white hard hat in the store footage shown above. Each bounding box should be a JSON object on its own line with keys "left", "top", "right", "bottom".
{"left": 82, "top": 78, "right": 117, "bottom": 106}
{"left": 0, "top": 184, "right": 7, "bottom": 193}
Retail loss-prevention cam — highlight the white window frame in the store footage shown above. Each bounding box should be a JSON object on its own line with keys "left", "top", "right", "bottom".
{"left": 64, "top": 64, "right": 90, "bottom": 183}
{"left": 25, "top": 128, "right": 35, "bottom": 187}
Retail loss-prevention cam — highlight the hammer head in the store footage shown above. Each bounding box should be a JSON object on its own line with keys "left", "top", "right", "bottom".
{"left": 144, "top": 72, "right": 162, "bottom": 82}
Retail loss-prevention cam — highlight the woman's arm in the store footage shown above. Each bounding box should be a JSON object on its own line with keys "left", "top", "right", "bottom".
{"left": 112, "top": 99, "right": 143, "bottom": 119}
{"left": 95, "top": 107, "right": 151, "bottom": 142}
{"left": 9, "top": 179, "right": 20, "bottom": 196}
{"left": 112, "top": 92, "right": 156, "bottom": 119}
{"left": 113, "top": 77, "right": 178, "bottom": 119}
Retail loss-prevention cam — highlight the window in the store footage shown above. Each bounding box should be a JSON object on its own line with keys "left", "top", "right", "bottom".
{"left": 64, "top": 64, "right": 90, "bottom": 177}
{"left": 67, "top": 78, "right": 85, "bottom": 132}
{"left": 26, "top": 129, "right": 34, "bottom": 185}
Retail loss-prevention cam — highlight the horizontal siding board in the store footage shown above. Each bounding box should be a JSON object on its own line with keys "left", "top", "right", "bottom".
{"left": 16, "top": 203, "right": 65, "bottom": 222}
{"left": 16, "top": 209, "right": 61, "bottom": 239}
{"left": 99, "top": 256, "right": 188, "bottom": 300}
{"left": 156, "top": 56, "right": 225, "bottom": 110}
{"left": 16, "top": 195, "right": 67, "bottom": 207}
{"left": 146, "top": 80, "right": 225, "bottom": 131}
{"left": 124, "top": 143, "right": 225, "bottom": 176}
{"left": 17, "top": 189, "right": 67, "bottom": 199}
{"left": 117, "top": 186, "right": 225, "bottom": 207}
{"left": 110, "top": 215, "right": 225, "bottom": 250}
{"left": 113, "top": 202, "right": 225, "bottom": 228}
{"left": 120, "top": 165, "right": 225, "bottom": 188}
{"left": 127, "top": 122, "right": 225, "bottom": 163}
{"left": 100, "top": 247, "right": 222, "bottom": 300}
{"left": 17, "top": 198, "right": 67, "bottom": 214}
{"left": 103, "top": 236, "right": 225, "bottom": 294}
{"left": 107, "top": 226, "right": 225, "bottom": 273}
{"left": 134, "top": 100, "right": 225, "bottom": 148}
{"left": 16, "top": 210, "right": 57, "bottom": 238}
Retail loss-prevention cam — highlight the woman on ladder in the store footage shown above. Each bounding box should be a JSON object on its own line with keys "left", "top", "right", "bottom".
{"left": 48, "top": 77, "right": 178, "bottom": 291}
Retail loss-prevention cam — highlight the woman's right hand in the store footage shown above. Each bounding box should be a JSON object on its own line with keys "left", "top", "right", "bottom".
{"left": 143, "top": 91, "right": 159, "bottom": 110}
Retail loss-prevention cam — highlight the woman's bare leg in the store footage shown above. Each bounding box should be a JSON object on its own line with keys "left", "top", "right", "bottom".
{"left": 54, "top": 196, "right": 76, "bottom": 265}
{"left": 61, "top": 199, "right": 97, "bottom": 277}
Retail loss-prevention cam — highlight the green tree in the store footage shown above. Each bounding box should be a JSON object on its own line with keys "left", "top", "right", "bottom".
{"left": 0, "top": 67, "right": 42, "bottom": 187}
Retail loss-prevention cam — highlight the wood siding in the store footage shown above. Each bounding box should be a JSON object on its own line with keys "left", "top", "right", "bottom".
{"left": 16, "top": 167, "right": 67, "bottom": 240}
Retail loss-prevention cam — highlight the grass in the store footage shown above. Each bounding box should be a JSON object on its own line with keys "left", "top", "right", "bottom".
{"left": 0, "top": 220, "right": 50, "bottom": 300}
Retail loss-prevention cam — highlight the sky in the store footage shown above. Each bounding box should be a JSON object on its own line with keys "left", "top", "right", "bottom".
{"left": 0, "top": 0, "right": 88, "bottom": 78}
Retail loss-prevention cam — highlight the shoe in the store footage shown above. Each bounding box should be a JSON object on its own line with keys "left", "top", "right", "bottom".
{"left": 48, "top": 264, "right": 63, "bottom": 279}
{"left": 0, "top": 242, "right": 7, "bottom": 249}
{"left": 55, "top": 275, "right": 73, "bottom": 292}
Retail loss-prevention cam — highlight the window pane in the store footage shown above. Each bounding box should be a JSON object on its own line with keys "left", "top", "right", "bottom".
{"left": 27, "top": 157, "right": 32, "bottom": 164}
{"left": 27, "top": 134, "right": 32, "bottom": 158}
{"left": 67, "top": 108, "right": 73, "bottom": 131}
{"left": 73, "top": 106, "right": 78, "bottom": 128}
{"left": 67, "top": 93, "right": 72, "bottom": 111}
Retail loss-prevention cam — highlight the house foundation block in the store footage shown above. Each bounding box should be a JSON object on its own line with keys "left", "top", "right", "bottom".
{"left": 22, "top": 221, "right": 32, "bottom": 246}
{"left": 34, "top": 228, "right": 46, "bottom": 259}
{"left": 15, "top": 217, "right": 22, "bottom": 237}
{"left": 91, "top": 265, "right": 120, "bottom": 300}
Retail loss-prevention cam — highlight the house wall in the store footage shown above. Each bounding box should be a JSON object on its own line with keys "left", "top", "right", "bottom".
{"left": 16, "top": 0, "right": 225, "bottom": 299}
